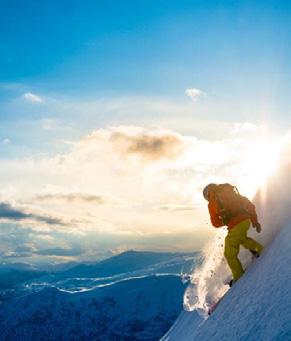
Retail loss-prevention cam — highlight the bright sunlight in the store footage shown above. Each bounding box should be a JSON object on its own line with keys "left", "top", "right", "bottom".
{"left": 239, "top": 138, "right": 280, "bottom": 197}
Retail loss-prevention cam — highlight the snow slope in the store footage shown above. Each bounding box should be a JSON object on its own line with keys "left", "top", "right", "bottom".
{"left": 163, "top": 145, "right": 291, "bottom": 340}
{"left": 163, "top": 222, "right": 291, "bottom": 340}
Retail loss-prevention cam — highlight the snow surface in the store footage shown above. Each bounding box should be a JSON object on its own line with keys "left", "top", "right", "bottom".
{"left": 163, "top": 146, "right": 291, "bottom": 340}
{"left": 163, "top": 223, "right": 291, "bottom": 340}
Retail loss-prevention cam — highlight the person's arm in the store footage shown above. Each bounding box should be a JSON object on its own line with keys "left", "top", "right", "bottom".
{"left": 242, "top": 197, "right": 261, "bottom": 232}
{"left": 208, "top": 201, "right": 224, "bottom": 228}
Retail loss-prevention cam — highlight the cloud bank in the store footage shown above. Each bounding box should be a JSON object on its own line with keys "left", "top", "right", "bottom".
{"left": 0, "top": 124, "right": 288, "bottom": 263}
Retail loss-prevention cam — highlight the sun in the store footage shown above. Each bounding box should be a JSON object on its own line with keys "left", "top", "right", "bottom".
{"left": 238, "top": 138, "right": 280, "bottom": 197}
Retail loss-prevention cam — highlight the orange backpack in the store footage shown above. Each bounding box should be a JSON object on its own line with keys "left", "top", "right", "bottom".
{"left": 213, "top": 184, "right": 246, "bottom": 224}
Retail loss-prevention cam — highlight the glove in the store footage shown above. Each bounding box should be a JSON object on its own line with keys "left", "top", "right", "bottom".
{"left": 254, "top": 222, "right": 261, "bottom": 233}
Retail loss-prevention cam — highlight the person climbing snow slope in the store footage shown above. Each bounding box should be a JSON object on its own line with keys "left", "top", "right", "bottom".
{"left": 203, "top": 183, "right": 264, "bottom": 285}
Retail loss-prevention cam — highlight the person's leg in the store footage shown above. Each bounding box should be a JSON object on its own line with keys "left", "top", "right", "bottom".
{"left": 224, "top": 219, "right": 253, "bottom": 281}
{"left": 239, "top": 220, "right": 264, "bottom": 255}
{"left": 224, "top": 232, "right": 244, "bottom": 281}
{"left": 242, "top": 237, "right": 264, "bottom": 255}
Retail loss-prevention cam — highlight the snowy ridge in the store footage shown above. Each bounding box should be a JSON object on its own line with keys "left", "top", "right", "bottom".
{"left": 163, "top": 144, "right": 291, "bottom": 340}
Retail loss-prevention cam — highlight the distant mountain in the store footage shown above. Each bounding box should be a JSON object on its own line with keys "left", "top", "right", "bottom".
{"left": 0, "top": 269, "right": 45, "bottom": 290}
{"left": 38, "top": 261, "right": 78, "bottom": 273}
{"left": 56, "top": 250, "right": 198, "bottom": 279}
{"left": 0, "top": 268, "right": 46, "bottom": 303}
{"left": 0, "top": 262, "right": 77, "bottom": 302}
{"left": 0, "top": 251, "right": 198, "bottom": 340}
{"left": 0, "top": 262, "right": 36, "bottom": 271}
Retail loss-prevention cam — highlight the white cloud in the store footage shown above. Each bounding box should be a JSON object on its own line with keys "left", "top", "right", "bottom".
{"left": 0, "top": 124, "right": 288, "bottom": 257}
{"left": 1, "top": 139, "right": 11, "bottom": 145}
{"left": 185, "top": 88, "right": 205, "bottom": 101}
{"left": 153, "top": 204, "right": 196, "bottom": 211}
{"left": 230, "top": 122, "right": 257, "bottom": 135}
{"left": 22, "top": 92, "right": 43, "bottom": 103}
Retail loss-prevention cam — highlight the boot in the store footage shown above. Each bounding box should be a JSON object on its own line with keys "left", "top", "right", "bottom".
{"left": 250, "top": 250, "right": 260, "bottom": 258}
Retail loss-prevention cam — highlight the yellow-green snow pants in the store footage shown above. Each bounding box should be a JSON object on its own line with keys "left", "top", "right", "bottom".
{"left": 224, "top": 219, "right": 264, "bottom": 281}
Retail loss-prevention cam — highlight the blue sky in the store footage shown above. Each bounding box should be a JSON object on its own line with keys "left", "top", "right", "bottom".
{"left": 1, "top": 1, "right": 291, "bottom": 98}
{"left": 0, "top": 1, "right": 290, "bottom": 151}
{"left": 0, "top": 1, "right": 290, "bottom": 264}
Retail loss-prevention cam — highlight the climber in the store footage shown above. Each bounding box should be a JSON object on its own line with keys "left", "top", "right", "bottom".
{"left": 203, "top": 183, "right": 264, "bottom": 285}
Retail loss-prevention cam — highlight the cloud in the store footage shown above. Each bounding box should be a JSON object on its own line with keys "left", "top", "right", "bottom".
{"left": 0, "top": 223, "right": 74, "bottom": 261}
{"left": 5, "top": 244, "right": 36, "bottom": 258}
{"left": 230, "top": 122, "right": 257, "bottom": 135}
{"left": 153, "top": 204, "right": 196, "bottom": 211}
{"left": 1, "top": 231, "right": 83, "bottom": 258}
{"left": 1, "top": 139, "right": 11, "bottom": 145}
{"left": 185, "top": 88, "right": 204, "bottom": 101}
{"left": 0, "top": 125, "right": 251, "bottom": 238}
{"left": 0, "top": 202, "right": 64, "bottom": 226}
{"left": 0, "top": 123, "right": 288, "bottom": 262}
{"left": 36, "top": 246, "right": 84, "bottom": 257}
{"left": 36, "top": 193, "right": 105, "bottom": 204}
{"left": 107, "top": 126, "right": 184, "bottom": 161}
{"left": 22, "top": 92, "right": 43, "bottom": 103}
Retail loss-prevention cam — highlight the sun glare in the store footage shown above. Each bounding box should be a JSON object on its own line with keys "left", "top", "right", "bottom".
{"left": 239, "top": 138, "right": 280, "bottom": 197}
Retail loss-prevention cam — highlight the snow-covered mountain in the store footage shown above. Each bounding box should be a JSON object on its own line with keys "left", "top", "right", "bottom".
{"left": 56, "top": 250, "right": 197, "bottom": 279}
{"left": 0, "top": 251, "right": 199, "bottom": 340}
{"left": 163, "top": 148, "right": 291, "bottom": 340}
{"left": 0, "top": 275, "right": 184, "bottom": 340}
